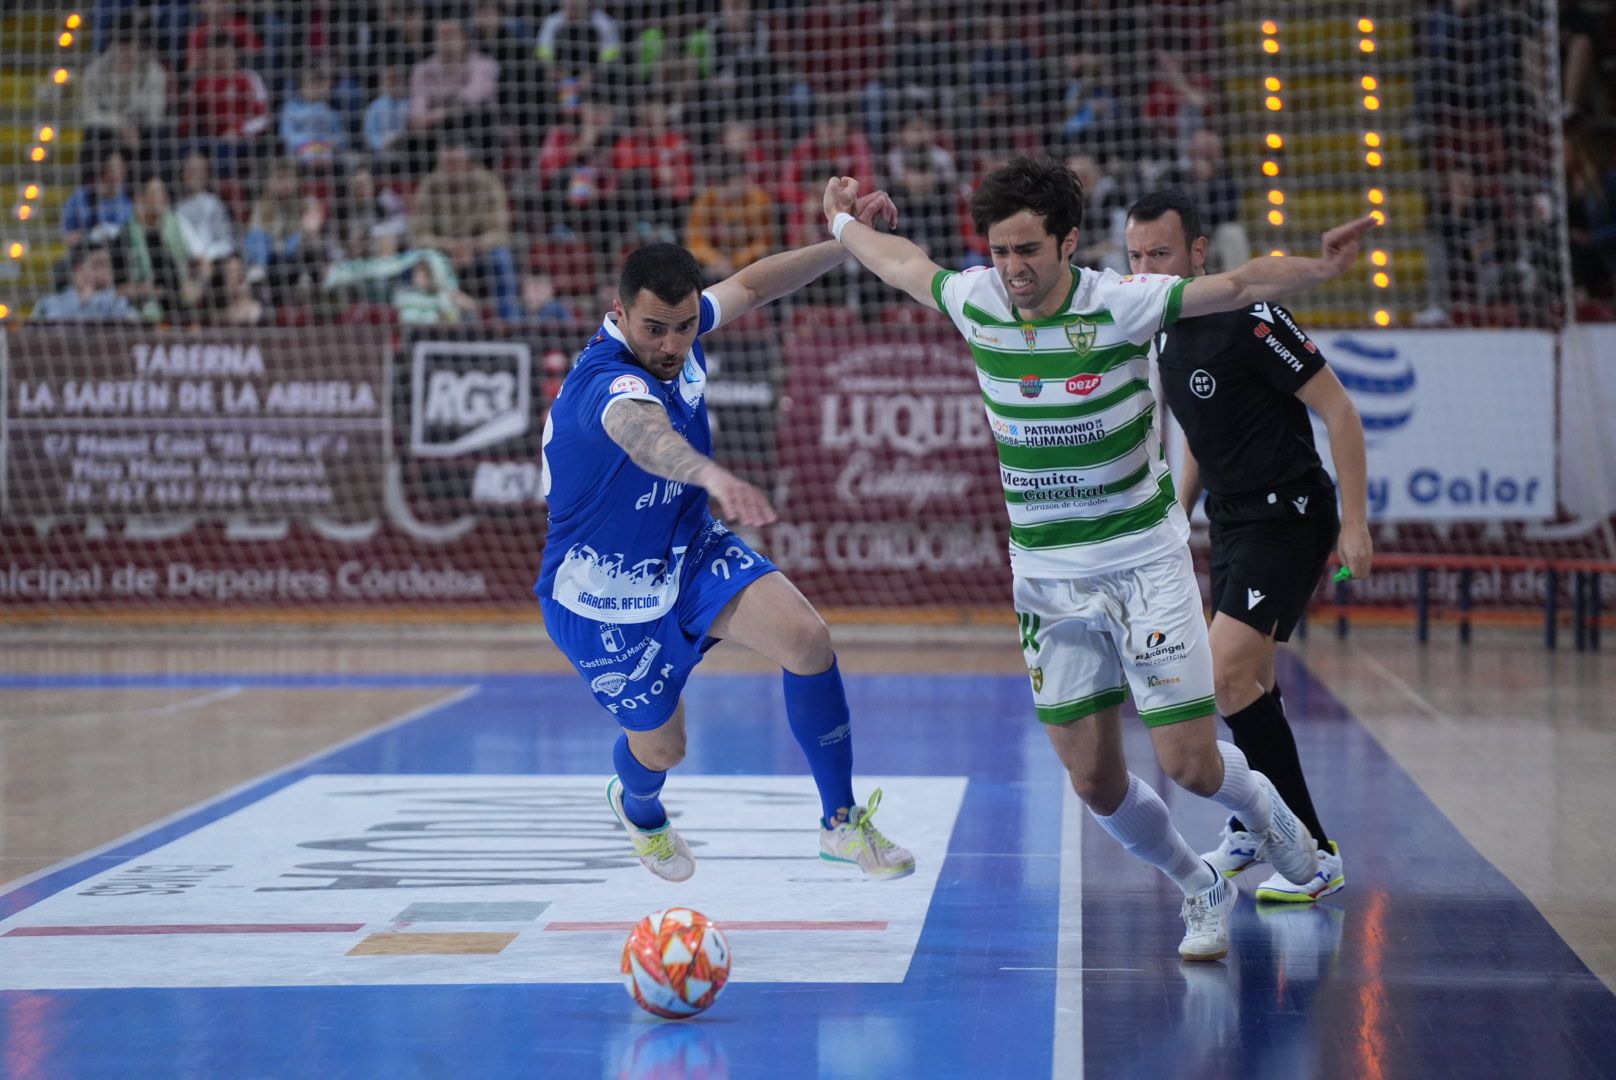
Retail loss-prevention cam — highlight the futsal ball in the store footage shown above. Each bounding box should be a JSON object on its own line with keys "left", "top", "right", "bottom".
{"left": 621, "top": 907, "right": 731, "bottom": 1019}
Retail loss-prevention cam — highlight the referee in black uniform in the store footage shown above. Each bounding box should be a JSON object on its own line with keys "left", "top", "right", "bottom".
{"left": 1125, "top": 189, "right": 1373, "bottom": 903}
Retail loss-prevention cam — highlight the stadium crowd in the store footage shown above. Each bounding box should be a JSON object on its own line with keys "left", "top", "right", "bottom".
{"left": 33, "top": 0, "right": 1616, "bottom": 326}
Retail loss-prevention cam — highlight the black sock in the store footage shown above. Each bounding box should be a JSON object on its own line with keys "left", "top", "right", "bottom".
{"left": 1223, "top": 690, "right": 1328, "bottom": 848}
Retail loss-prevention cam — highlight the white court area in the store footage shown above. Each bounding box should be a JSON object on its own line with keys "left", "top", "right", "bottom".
{"left": 0, "top": 774, "right": 965, "bottom": 989}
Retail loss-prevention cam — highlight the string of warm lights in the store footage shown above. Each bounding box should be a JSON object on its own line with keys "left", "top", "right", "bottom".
{"left": 3, "top": 11, "right": 81, "bottom": 320}
{"left": 1356, "top": 17, "right": 1392, "bottom": 327}
{"left": 1258, "top": 19, "right": 1287, "bottom": 258}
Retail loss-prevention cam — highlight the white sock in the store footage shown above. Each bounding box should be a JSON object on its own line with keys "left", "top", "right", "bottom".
{"left": 1210, "top": 741, "right": 1271, "bottom": 833}
{"left": 1091, "top": 773, "right": 1217, "bottom": 895}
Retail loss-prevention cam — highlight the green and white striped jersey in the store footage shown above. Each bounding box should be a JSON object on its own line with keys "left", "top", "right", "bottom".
{"left": 931, "top": 264, "right": 1191, "bottom": 577}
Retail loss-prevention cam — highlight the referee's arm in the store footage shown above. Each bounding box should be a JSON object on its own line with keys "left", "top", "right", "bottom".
{"left": 1179, "top": 214, "right": 1375, "bottom": 319}
{"left": 1296, "top": 368, "right": 1374, "bottom": 578}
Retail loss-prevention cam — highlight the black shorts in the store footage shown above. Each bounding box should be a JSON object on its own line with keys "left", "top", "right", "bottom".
{"left": 1207, "top": 474, "right": 1339, "bottom": 642}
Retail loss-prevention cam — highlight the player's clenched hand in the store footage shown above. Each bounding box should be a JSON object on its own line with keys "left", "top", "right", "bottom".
{"left": 1336, "top": 522, "right": 1374, "bottom": 580}
{"left": 1318, "top": 214, "right": 1377, "bottom": 278}
{"left": 823, "top": 176, "right": 860, "bottom": 224}
{"left": 704, "top": 469, "right": 778, "bottom": 529}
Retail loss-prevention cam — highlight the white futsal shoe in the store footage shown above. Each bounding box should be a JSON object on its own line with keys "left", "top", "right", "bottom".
{"left": 1255, "top": 841, "right": 1345, "bottom": 903}
{"left": 607, "top": 777, "right": 695, "bottom": 882}
{"left": 1179, "top": 867, "right": 1237, "bottom": 962}
{"left": 819, "top": 788, "right": 916, "bottom": 880}
{"left": 1201, "top": 817, "right": 1264, "bottom": 878}
{"left": 1252, "top": 774, "right": 1318, "bottom": 886}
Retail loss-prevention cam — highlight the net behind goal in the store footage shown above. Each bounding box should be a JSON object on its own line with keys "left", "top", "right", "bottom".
{"left": 0, "top": 1, "right": 1607, "bottom": 622}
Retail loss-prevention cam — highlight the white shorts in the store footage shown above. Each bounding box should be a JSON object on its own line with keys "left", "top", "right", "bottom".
{"left": 1013, "top": 545, "right": 1216, "bottom": 728}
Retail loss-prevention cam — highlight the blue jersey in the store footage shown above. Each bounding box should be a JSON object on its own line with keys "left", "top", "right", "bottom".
{"left": 536, "top": 292, "right": 725, "bottom": 623}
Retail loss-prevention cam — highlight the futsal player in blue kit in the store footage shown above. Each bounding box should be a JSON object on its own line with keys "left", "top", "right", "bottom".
{"left": 536, "top": 210, "right": 915, "bottom": 884}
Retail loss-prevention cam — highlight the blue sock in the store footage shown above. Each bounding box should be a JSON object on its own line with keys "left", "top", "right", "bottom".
{"left": 612, "top": 733, "right": 668, "bottom": 830}
{"left": 783, "top": 656, "right": 856, "bottom": 825}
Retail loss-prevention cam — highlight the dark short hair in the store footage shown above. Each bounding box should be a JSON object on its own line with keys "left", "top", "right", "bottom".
{"left": 70, "top": 240, "right": 109, "bottom": 269}
{"left": 969, "top": 155, "right": 1085, "bottom": 242}
{"left": 1126, "top": 189, "right": 1204, "bottom": 247}
{"left": 618, "top": 243, "right": 703, "bottom": 308}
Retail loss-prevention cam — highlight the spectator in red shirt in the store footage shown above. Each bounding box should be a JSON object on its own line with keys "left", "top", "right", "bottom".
{"left": 610, "top": 99, "right": 696, "bottom": 239}
{"left": 780, "top": 106, "right": 874, "bottom": 210}
{"left": 184, "top": 0, "right": 262, "bottom": 73}
{"left": 182, "top": 34, "right": 270, "bottom": 178}
{"left": 532, "top": 94, "right": 619, "bottom": 243}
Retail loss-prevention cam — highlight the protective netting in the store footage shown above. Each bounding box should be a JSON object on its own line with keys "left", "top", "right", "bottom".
{"left": 0, "top": 1, "right": 1606, "bottom": 619}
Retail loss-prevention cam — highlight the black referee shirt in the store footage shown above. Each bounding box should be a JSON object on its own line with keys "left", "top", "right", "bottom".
{"left": 1155, "top": 301, "right": 1328, "bottom": 498}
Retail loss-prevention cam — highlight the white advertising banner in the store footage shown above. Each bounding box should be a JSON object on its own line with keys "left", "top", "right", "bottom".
{"left": 1558, "top": 324, "right": 1616, "bottom": 523}
{"left": 1308, "top": 329, "right": 1557, "bottom": 522}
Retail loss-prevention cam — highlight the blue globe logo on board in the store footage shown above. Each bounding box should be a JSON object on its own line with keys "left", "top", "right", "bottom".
{"left": 1327, "top": 336, "right": 1416, "bottom": 444}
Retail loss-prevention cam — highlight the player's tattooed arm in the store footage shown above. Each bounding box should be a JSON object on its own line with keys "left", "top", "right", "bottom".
{"left": 604, "top": 399, "right": 718, "bottom": 487}
{"left": 603, "top": 400, "right": 778, "bottom": 526}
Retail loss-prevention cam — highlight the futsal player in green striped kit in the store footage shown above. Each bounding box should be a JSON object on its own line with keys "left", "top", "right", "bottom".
{"left": 823, "top": 158, "right": 1372, "bottom": 961}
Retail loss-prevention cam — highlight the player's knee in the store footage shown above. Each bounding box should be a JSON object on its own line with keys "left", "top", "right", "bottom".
{"left": 1067, "top": 764, "right": 1128, "bottom": 814}
{"left": 634, "top": 734, "right": 685, "bottom": 773}
{"left": 781, "top": 608, "right": 835, "bottom": 675}
{"left": 1162, "top": 748, "right": 1222, "bottom": 797}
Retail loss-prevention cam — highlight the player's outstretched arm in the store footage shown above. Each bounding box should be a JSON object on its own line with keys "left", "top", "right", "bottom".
{"left": 703, "top": 191, "right": 898, "bottom": 323}
{"left": 603, "top": 399, "right": 777, "bottom": 527}
{"left": 1295, "top": 368, "right": 1373, "bottom": 578}
{"left": 1179, "top": 214, "right": 1376, "bottom": 319}
{"left": 824, "top": 177, "right": 947, "bottom": 310}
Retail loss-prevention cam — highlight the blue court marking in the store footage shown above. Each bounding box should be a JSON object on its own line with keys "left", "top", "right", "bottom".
{"left": 3, "top": 661, "right": 1615, "bottom": 1078}
{"left": 0, "top": 671, "right": 1062, "bottom": 1079}
{"left": 1082, "top": 651, "right": 1616, "bottom": 1079}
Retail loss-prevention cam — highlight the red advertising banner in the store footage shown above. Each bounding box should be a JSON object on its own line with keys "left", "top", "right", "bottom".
{"left": 0, "top": 321, "right": 790, "bottom": 613}
{"left": 764, "top": 328, "right": 1013, "bottom": 608}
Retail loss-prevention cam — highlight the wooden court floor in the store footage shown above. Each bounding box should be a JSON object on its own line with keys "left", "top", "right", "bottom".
{"left": 1, "top": 621, "right": 1611, "bottom": 994}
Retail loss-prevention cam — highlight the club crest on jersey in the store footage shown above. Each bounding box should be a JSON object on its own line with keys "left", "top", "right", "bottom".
{"left": 1066, "top": 373, "right": 1103, "bottom": 396}
{"left": 1021, "top": 324, "right": 1039, "bottom": 350}
{"left": 1065, "top": 320, "right": 1097, "bottom": 355}
{"left": 1019, "top": 375, "right": 1044, "bottom": 398}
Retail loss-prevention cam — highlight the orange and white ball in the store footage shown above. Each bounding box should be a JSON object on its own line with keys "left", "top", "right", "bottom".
{"left": 621, "top": 907, "right": 732, "bottom": 1019}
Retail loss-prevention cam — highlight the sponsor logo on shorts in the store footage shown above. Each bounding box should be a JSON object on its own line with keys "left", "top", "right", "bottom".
{"left": 1146, "top": 674, "right": 1181, "bottom": 687}
{"left": 1134, "top": 631, "right": 1188, "bottom": 667}
{"left": 602, "top": 663, "right": 677, "bottom": 716}
{"left": 600, "top": 625, "right": 626, "bottom": 653}
{"left": 1029, "top": 666, "right": 1044, "bottom": 692}
{"left": 1292, "top": 495, "right": 1309, "bottom": 514}
{"left": 590, "top": 672, "right": 628, "bottom": 697}
{"left": 628, "top": 639, "right": 663, "bottom": 681}
{"left": 1019, "top": 375, "right": 1044, "bottom": 398}
{"left": 1065, "top": 373, "right": 1103, "bottom": 396}
{"left": 1247, "top": 588, "right": 1266, "bottom": 609}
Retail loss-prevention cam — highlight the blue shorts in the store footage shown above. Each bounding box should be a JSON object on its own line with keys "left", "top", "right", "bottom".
{"left": 541, "top": 527, "right": 776, "bottom": 731}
